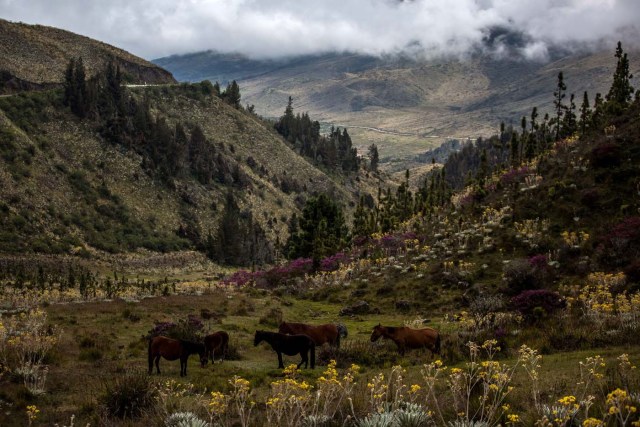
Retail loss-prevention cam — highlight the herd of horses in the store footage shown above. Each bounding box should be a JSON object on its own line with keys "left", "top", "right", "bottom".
{"left": 148, "top": 321, "right": 440, "bottom": 376}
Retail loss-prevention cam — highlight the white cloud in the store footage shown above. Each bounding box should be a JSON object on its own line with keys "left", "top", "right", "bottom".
{"left": 0, "top": 0, "right": 638, "bottom": 59}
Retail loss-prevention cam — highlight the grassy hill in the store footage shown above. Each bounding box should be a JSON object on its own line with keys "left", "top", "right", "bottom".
{"left": 0, "top": 84, "right": 381, "bottom": 263}
{"left": 0, "top": 18, "right": 176, "bottom": 93}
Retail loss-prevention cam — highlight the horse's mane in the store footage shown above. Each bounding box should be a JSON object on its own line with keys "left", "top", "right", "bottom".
{"left": 385, "top": 326, "right": 397, "bottom": 334}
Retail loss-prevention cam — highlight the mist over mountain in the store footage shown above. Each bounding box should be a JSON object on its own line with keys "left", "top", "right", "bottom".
{"left": 1, "top": 0, "right": 638, "bottom": 60}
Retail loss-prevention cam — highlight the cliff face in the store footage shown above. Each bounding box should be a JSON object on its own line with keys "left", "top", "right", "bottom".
{"left": 0, "top": 19, "right": 176, "bottom": 93}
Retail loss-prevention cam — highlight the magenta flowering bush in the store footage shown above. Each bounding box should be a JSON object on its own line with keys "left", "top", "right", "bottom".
{"left": 500, "top": 165, "right": 531, "bottom": 186}
{"left": 222, "top": 258, "right": 313, "bottom": 288}
{"left": 319, "top": 252, "right": 351, "bottom": 272}
{"left": 528, "top": 254, "right": 549, "bottom": 271}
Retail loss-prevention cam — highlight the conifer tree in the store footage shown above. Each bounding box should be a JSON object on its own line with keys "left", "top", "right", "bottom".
{"left": 224, "top": 80, "right": 241, "bottom": 108}
{"left": 561, "top": 93, "right": 577, "bottom": 137}
{"left": 368, "top": 144, "right": 379, "bottom": 172}
{"left": 553, "top": 72, "right": 567, "bottom": 140}
{"left": 591, "top": 93, "right": 604, "bottom": 130}
{"left": 606, "top": 41, "right": 634, "bottom": 110}
{"left": 578, "top": 91, "right": 591, "bottom": 135}
{"left": 286, "top": 194, "right": 349, "bottom": 265}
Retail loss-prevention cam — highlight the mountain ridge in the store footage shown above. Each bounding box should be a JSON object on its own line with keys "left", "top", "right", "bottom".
{"left": 0, "top": 18, "right": 176, "bottom": 94}
{"left": 154, "top": 48, "right": 639, "bottom": 167}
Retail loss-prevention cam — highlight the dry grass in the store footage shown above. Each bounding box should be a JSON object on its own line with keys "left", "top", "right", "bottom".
{"left": 0, "top": 18, "right": 175, "bottom": 88}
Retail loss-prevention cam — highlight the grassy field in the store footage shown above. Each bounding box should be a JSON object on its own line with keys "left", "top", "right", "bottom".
{"left": 2, "top": 278, "right": 639, "bottom": 426}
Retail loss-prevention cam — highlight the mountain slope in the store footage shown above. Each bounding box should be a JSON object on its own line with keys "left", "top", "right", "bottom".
{"left": 155, "top": 49, "right": 640, "bottom": 165}
{"left": 0, "top": 22, "right": 382, "bottom": 263}
{"left": 0, "top": 85, "right": 378, "bottom": 262}
{"left": 0, "top": 18, "right": 176, "bottom": 93}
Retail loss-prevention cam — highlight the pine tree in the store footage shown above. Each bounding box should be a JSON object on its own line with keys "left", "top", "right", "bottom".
{"left": 606, "top": 41, "right": 634, "bottom": 110}
{"left": 368, "top": 144, "right": 379, "bottom": 172}
{"left": 578, "top": 91, "right": 591, "bottom": 135}
{"left": 553, "top": 72, "right": 567, "bottom": 140}
{"left": 591, "top": 93, "right": 604, "bottom": 130}
{"left": 561, "top": 93, "right": 577, "bottom": 137}
{"left": 224, "top": 80, "right": 241, "bottom": 108}
{"left": 286, "top": 194, "right": 349, "bottom": 265}
{"left": 63, "top": 58, "right": 76, "bottom": 108}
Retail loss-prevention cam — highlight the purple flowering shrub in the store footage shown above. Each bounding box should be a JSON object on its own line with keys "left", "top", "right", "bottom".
{"left": 528, "top": 254, "right": 549, "bottom": 270}
{"left": 500, "top": 165, "right": 531, "bottom": 186}
{"left": 319, "top": 252, "right": 351, "bottom": 272}
{"left": 222, "top": 258, "right": 313, "bottom": 288}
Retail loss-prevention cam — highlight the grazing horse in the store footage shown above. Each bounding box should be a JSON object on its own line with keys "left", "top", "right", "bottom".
{"left": 254, "top": 330, "right": 315, "bottom": 369}
{"left": 278, "top": 321, "right": 347, "bottom": 348}
{"left": 148, "top": 336, "right": 208, "bottom": 377}
{"left": 204, "top": 331, "right": 229, "bottom": 364}
{"left": 370, "top": 324, "right": 441, "bottom": 356}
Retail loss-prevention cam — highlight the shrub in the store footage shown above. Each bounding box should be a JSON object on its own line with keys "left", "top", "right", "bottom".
{"left": 510, "top": 289, "right": 566, "bottom": 321}
{"left": 165, "top": 412, "right": 210, "bottom": 427}
{"left": 148, "top": 315, "right": 204, "bottom": 342}
{"left": 590, "top": 142, "right": 621, "bottom": 168}
{"left": 101, "top": 369, "right": 158, "bottom": 419}
{"left": 469, "top": 294, "right": 505, "bottom": 316}
{"left": 317, "top": 340, "right": 400, "bottom": 368}
{"left": 79, "top": 347, "right": 103, "bottom": 362}
{"left": 502, "top": 259, "right": 537, "bottom": 294}
{"left": 258, "top": 307, "right": 283, "bottom": 327}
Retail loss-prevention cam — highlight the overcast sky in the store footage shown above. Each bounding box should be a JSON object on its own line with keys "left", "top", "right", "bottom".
{"left": 1, "top": 0, "right": 638, "bottom": 60}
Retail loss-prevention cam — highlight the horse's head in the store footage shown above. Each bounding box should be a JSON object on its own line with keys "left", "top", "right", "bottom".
{"left": 337, "top": 323, "right": 348, "bottom": 339}
{"left": 370, "top": 324, "right": 384, "bottom": 342}
{"left": 199, "top": 350, "right": 209, "bottom": 368}
{"left": 194, "top": 343, "right": 208, "bottom": 367}
{"left": 253, "top": 331, "right": 263, "bottom": 347}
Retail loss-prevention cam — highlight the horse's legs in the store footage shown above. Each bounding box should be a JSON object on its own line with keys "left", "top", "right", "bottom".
{"left": 277, "top": 351, "right": 284, "bottom": 369}
{"left": 155, "top": 355, "right": 161, "bottom": 374}
{"left": 397, "top": 342, "right": 406, "bottom": 356}
{"left": 180, "top": 356, "right": 186, "bottom": 377}
{"left": 298, "top": 350, "right": 308, "bottom": 369}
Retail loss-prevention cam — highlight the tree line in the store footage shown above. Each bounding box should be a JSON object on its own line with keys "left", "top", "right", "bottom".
{"left": 274, "top": 97, "right": 359, "bottom": 173}
{"left": 433, "top": 41, "right": 636, "bottom": 193}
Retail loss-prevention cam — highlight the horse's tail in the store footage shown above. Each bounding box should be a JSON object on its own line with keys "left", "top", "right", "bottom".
{"left": 147, "top": 338, "right": 154, "bottom": 374}
{"left": 222, "top": 333, "right": 229, "bottom": 361}
{"left": 310, "top": 341, "right": 316, "bottom": 369}
{"left": 434, "top": 332, "right": 441, "bottom": 355}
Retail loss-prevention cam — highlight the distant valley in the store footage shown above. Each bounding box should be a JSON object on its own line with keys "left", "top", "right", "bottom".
{"left": 155, "top": 48, "right": 640, "bottom": 168}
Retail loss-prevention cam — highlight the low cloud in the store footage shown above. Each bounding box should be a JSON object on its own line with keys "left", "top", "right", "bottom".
{"left": 1, "top": 0, "right": 638, "bottom": 60}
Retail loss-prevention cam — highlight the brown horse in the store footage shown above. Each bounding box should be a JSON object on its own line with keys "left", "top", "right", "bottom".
{"left": 278, "top": 321, "right": 347, "bottom": 348}
{"left": 204, "top": 331, "right": 229, "bottom": 364}
{"left": 148, "top": 336, "right": 208, "bottom": 377}
{"left": 370, "top": 324, "right": 441, "bottom": 356}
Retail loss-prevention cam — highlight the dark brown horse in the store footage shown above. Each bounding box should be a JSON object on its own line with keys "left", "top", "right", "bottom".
{"left": 254, "top": 330, "right": 315, "bottom": 369}
{"left": 370, "top": 324, "right": 441, "bottom": 356}
{"left": 278, "top": 321, "right": 348, "bottom": 348}
{"left": 148, "top": 336, "right": 208, "bottom": 377}
{"left": 204, "top": 331, "right": 229, "bottom": 364}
